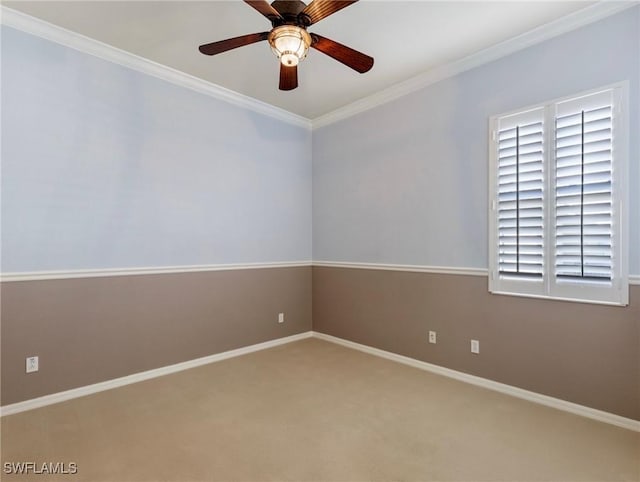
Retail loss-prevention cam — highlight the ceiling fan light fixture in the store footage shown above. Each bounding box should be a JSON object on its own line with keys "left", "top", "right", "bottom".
{"left": 268, "top": 25, "right": 311, "bottom": 67}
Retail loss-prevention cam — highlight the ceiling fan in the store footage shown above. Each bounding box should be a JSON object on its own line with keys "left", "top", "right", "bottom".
{"left": 198, "top": 0, "right": 374, "bottom": 91}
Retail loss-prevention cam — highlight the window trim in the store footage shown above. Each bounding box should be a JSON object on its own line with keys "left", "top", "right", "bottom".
{"left": 488, "top": 82, "right": 629, "bottom": 306}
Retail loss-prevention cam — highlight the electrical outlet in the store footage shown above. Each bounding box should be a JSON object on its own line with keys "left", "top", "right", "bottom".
{"left": 471, "top": 340, "right": 480, "bottom": 354}
{"left": 428, "top": 331, "right": 437, "bottom": 344}
{"left": 26, "top": 356, "right": 39, "bottom": 373}
{"left": 278, "top": 313, "right": 284, "bottom": 324}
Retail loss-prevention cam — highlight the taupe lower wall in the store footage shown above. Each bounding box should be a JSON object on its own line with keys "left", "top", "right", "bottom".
{"left": 1, "top": 266, "right": 312, "bottom": 406}
{"left": 312, "top": 267, "right": 640, "bottom": 421}
{"left": 4, "top": 264, "right": 638, "bottom": 421}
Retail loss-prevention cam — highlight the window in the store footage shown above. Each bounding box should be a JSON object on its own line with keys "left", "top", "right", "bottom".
{"left": 489, "top": 84, "right": 628, "bottom": 305}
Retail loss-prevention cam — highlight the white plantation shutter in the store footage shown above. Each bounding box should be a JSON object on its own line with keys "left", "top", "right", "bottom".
{"left": 554, "top": 92, "right": 613, "bottom": 281}
{"left": 489, "top": 85, "right": 628, "bottom": 305}
{"left": 497, "top": 109, "right": 544, "bottom": 278}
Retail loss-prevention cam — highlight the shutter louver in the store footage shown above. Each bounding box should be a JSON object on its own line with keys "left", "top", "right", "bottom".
{"left": 555, "top": 104, "right": 613, "bottom": 281}
{"left": 497, "top": 115, "right": 544, "bottom": 278}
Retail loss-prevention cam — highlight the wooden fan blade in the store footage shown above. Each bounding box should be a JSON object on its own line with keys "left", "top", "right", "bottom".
{"left": 244, "top": 0, "right": 283, "bottom": 21}
{"left": 199, "top": 32, "right": 269, "bottom": 56}
{"left": 311, "top": 34, "right": 373, "bottom": 73}
{"left": 301, "top": 0, "right": 358, "bottom": 25}
{"left": 279, "top": 63, "right": 298, "bottom": 90}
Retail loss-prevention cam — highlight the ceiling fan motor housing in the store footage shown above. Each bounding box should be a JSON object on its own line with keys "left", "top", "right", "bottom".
{"left": 270, "top": 0, "right": 311, "bottom": 27}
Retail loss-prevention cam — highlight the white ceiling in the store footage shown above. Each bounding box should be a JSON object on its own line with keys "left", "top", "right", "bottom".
{"left": 4, "top": 0, "right": 598, "bottom": 119}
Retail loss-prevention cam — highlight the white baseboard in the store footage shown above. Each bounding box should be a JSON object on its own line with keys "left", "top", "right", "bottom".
{"left": 3, "top": 329, "right": 638, "bottom": 433}
{"left": 0, "top": 331, "right": 313, "bottom": 417}
{"left": 312, "top": 332, "right": 640, "bottom": 433}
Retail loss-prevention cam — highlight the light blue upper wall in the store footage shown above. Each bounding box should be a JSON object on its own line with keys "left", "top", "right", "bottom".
{"left": 4, "top": 8, "right": 639, "bottom": 274}
{"left": 1, "top": 26, "right": 312, "bottom": 272}
{"left": 312, "top": 7, "right": 640, "bottom": 275}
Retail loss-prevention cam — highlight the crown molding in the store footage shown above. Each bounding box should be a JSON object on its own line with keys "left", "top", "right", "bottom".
{"left": 312, "top": 1, "right": 637, "bottom": 129}
{"left": 1, "top": 3, "right": 636, "bottom": 130}
{"left": 0, "top": 6, "right": 312, "bottom": 130}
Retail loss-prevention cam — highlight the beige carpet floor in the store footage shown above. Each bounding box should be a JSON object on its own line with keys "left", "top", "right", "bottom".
{"left": 1, "top": 338, "right": 638, "bottom": 481}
